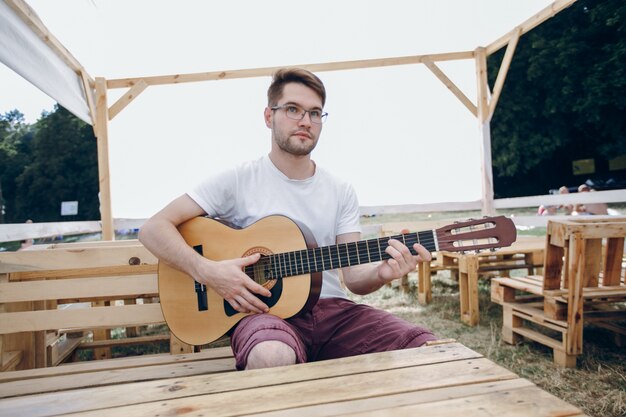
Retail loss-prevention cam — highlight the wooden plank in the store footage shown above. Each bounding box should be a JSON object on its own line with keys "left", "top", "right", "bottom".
{"left": 488, "top": 27, "right": 521, "bottom": 118}
{"left": 511, "top": 325, "right": 564, "bottom": 351}
{"left": 508, "top": 302, "right": 568, "bottom": 331}
{"left": 108, "top": 80, "right": 148, "bottom": 120}
{"left": 474, "top": 46, "right": 494, "bottom": 215}
{"left": 1, "top": 351, "right": 22, "bottom": 372}
{"left": 68, "top": 359, "right": 516, "bottom": 417}
{"left": 77, "top": 334, "right": 170, "bottom": 350}
{"left": 490, "top": 277, "right": 543, "bottom": 295}
{"left": 0, "top": 357, "right": 236, "bottom": 398}
{"left": 47, "top": 332, "right": 86, "bottom": 367}
{"left": 0, "top": 275, "right": 158, "bottom": 303}
{"left": 485, "top": 0, "right": 578, "bottom": 55}
{"left": 247, "top": 379, "right": 536, "bottom": 417}
{"left": 8, "top": 264, "right": 156, "bottom": 281}
{"left": 566, "top": 233, "right": 585, "bottom": 355}
{"left": 341, "top": 384, "right": 583, "bottom": 417}
{"left": 0, "top": 347, "right": 234, "bottom": 382}
{"left": 0, "top": 344, "right": 487, "bottom": 416}
{"left": 0, "top": 303, "right": 165, "bottom": 334}
{"left": 95, "top": 76, "right": 114, "bottom": 240}
{"left": 423, "top": 58, "right": 477, "bottom": 117}
{"left": 603, "top": 237, "right": 625, "bottom": 286}
{"left": 0, "top": 246, "right": 156, "bottom": 274}
{"left": 105, "top": 51, "right": 475, "bottom": 89}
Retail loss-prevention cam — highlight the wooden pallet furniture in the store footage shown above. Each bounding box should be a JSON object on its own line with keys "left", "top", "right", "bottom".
{"left": 420, "top": 236, "right": 544, "bottom": 325}
{"left": 491, "top": 217, "right": 626, "bottom": 367}
{"left": 0, "top": 240, "right": 197, "bottom": 372}
{"left": 0, "top": 341, "right": 585, "bottom": 417}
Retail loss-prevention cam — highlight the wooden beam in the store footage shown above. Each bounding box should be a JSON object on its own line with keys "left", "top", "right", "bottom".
{"left": 488, "top": 27, "right": 522, "bottom": 118}
{"left": 4, "top": 0, "right": 95, "bottom": 85}
{"left": 423, "top": 59, "right": 477, "bottom": 117}
{"left": 475, "top": 47, "right": 495, "bottom": 216}
{"left": 486, "top": 0, "right": 578, "bottom": 56}
{"left": 106, "top": 51, "right": 475, "bottom": 89}
{"left": 79, "top": 70, "right": 97, "bottom": 127}
{"left": 94, "top": 78, "right": 115, "bottom": 241}
{"left": 108, "top": 80, "right": 149, "bottom": 121}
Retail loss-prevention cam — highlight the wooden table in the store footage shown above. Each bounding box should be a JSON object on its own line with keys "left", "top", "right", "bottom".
{"left": 0, "top": 342, "right": 584, "bottom": 417}
{"left": 437, "top": 236, "right": 545, "bottom": 326}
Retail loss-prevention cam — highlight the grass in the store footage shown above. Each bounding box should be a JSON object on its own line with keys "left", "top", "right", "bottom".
{"left": 349, "top": 272, "right": 626, "bottom": 417}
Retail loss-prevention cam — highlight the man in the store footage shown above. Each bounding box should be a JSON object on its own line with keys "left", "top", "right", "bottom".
{"left": 139, "top": 68, "right": 437, "bottom": 370}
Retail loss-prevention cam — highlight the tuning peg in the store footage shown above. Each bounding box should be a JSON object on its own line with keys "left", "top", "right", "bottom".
{"left": 474, "top": 249, "right": 482, "bottom": 254}
{"left": 489, "top": 248, "right": 497, "bottom": 252}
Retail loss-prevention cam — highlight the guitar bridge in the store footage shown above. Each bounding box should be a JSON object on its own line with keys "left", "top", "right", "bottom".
{"left": 193, "top": 244, "right": 208, "bottom": 311}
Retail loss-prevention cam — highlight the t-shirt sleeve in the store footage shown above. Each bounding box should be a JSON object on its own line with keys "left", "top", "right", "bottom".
{"left": 336, "top": 184, "right": 362, "bottom": 236}
{"left": 187, "top": 168, "right": 238, "bottom": 218}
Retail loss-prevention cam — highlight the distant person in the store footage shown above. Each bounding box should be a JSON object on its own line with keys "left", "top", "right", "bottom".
{"left": 18, "top": 219, "right": 34, "bottom": 251}
{"left": 558, "top": 186, "right": 573, "bottom": 215}
{"left": 576, "top": 184, "right": 608, "bottom": 215}
{"left": 537, "top": 204, "right": 557, "bottom": 216}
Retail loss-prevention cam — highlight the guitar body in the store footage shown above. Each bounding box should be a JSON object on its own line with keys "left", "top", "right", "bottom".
{"left": 158, "top": 215, "right": 321, "bottom": 346}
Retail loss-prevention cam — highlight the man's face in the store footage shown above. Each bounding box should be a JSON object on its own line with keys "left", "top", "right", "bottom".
{"left": 265, "top": 83, "right": 324, "bottom": 156}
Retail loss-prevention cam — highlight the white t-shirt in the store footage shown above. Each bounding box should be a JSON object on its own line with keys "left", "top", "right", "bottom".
{"left": 187, "top": 155, "right": 362, "bottom": 298}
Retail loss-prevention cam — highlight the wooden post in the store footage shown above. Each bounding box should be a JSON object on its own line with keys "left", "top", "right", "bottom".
{"left": 474, "top": 47, "right": 495, "bottom": 216}
{"left": 459, "top": 255, "right": 480, "bottom": 326}
{"left": 417, "top": 261, "right": 432, "bottom": 305}
{"left": 94, "top": 77, "right": 115, "bottom": 241}
{"left": 566, "top": 233, "right": 584, "bottom": 357}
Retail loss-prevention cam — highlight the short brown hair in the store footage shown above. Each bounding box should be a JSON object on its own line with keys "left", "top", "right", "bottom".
{"left": 267, "top": 68, "right": 326, "bottom": 107}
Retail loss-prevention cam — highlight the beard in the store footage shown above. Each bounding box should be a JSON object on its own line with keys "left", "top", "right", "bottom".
{"left": 272, "top": 126, "right": 319, "bottom": 156}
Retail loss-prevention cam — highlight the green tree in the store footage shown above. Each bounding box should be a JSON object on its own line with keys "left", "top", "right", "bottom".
{"left": 0, "top": 110, "right": 33, "bottom": 223}
{"left": 488, "top": 0, "right": 626, "bottom": 197}
{"left": 15, "top": 105, "right": 99, "bottom": 222}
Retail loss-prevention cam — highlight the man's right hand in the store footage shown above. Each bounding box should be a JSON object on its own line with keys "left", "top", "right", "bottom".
{"left": 193, "top": 253, "right": 272, "bottom": 314}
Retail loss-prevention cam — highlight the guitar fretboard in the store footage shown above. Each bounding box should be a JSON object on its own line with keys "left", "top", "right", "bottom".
{"left": 245, "top": 231, "right": 437, "bottom": 280}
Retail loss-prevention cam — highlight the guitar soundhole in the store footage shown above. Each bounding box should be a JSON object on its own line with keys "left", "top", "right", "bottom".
{"left": 242, "top": 246, "right": 276, "bottom": 290}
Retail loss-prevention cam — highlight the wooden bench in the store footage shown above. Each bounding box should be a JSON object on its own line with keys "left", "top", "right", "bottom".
{"left": 0, "top": 240, "right": 233, "bottom": 374}
{"left": 413, "top": 237, "right": 544, "bottom": 325}
{"left": 491, "top": 217, "right": 626, "bottom": 367}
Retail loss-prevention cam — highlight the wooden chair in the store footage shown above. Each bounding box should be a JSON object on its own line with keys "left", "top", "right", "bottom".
{"left": 491, "top": 217, "right": 626, "bottom": 367}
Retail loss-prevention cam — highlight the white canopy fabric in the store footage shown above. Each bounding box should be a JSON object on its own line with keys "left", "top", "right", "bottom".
{"left": 0, "top": 0, "right": 90, "bottom": 124}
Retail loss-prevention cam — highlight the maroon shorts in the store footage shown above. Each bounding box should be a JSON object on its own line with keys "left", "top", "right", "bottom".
{"left": 230, "top": 297, "right": 436, "bottom": 370}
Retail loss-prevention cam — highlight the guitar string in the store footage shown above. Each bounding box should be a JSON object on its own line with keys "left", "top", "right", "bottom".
{"left": 244, "top": 221, "right": 502, "bottom": 279}
{"left": 244, "top": 231, "right": 439, "bottom": 279}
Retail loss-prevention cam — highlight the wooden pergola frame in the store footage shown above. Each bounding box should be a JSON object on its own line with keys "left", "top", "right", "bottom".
{"left": 6, "top": 0, "right": 578, "bottom": 240}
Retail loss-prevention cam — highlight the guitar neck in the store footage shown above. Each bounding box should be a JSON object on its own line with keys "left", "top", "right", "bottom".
{"left": 253, "top": 230, "right": 438, "bottom": 280}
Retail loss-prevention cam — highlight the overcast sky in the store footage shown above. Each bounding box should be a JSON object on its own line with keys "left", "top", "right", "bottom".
{"left": 0, "top": 0, "right": 553, "bottom": 218}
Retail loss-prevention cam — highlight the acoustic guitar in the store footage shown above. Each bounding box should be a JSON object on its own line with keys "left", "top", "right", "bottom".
{"left": 158, "top": 215, "right": 516, "bottom": 345}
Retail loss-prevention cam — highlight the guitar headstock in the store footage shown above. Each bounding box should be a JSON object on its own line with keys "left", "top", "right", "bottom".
{"left": 435, "top": 216, "right": 516, "bottom": 253}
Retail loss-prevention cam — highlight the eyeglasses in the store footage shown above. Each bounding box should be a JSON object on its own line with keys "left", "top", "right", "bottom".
{"left": 271, "top": 104, "right": 328, "bottom": 124}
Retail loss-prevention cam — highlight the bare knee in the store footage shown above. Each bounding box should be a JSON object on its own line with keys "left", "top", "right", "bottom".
{"left": 245, "top": 340, "right": 296, "bottom": 370}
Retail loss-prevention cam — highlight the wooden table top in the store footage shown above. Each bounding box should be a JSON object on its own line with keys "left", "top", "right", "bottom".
{"left": 0, "top": 342, "right": 584, "bottom": 417}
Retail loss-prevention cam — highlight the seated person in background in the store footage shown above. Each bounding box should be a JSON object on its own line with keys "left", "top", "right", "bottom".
{"left": 576, "top": 184, "right": 608, "bottom": 215}
{"left": 537, "top": 204, "right": 557, "bottom": 216}
{"left": 558, "top": 186, "right": 573, "bottom": 215}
